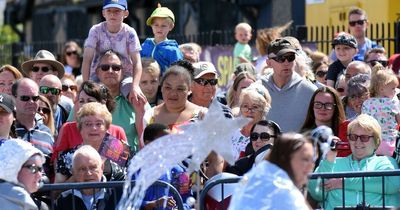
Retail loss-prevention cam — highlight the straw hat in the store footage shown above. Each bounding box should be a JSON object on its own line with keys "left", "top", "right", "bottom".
{"left": 21, "top": 50, "right": 65, "bottom": 79}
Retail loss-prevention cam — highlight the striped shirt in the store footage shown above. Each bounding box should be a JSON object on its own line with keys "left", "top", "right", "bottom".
{"left": 16, "top": 120, "right": 54, "bottom": 155}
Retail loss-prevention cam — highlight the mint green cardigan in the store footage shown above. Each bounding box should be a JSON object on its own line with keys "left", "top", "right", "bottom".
{"left": 308, "top": 155, "right": 400, "bottom": 210}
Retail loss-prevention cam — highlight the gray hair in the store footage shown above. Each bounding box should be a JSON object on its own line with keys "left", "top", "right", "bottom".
{"left": 72, "top": 145, "right": 102, "bottom": 169}
{"left": 347, "top": 73, "right": 371, "bottom": 97}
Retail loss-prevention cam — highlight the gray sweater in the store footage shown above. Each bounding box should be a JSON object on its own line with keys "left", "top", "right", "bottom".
{"left": 261, "top": 72, "right": 317, "bottom": 132}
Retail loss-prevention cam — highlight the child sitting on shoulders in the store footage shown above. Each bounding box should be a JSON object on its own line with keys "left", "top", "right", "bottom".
{"left": 81, "top": 0, "right": 145, "bottom": 103}
{"left": 362, "top": 64, "right": 400, "bottom": 157}
{"left": 141, "top": 4, "right": 183, "bottom": 76}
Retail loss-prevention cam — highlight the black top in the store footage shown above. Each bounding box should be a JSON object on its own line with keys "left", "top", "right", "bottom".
{"left": 326, "top": 60, "right": 347, "bottom": 85}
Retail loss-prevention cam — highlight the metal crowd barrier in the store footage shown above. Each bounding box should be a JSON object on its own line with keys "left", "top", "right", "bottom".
{"left": 198, "top": 170, "right": 400, "bottom": 210}
{"left": 38, "top": 180, "right": 185, "bottom": 210}
{"left": 309, "top": 170, "right": 400, "bottom": 210}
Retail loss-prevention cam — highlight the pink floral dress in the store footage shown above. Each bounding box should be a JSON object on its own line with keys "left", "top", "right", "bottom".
{"left": 362, "top": 97, "right": 400, "bottom": 156}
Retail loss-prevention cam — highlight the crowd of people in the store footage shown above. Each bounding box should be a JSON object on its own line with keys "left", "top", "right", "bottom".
{"left": 1, "top": 0, "right": 400, "bottom": 209}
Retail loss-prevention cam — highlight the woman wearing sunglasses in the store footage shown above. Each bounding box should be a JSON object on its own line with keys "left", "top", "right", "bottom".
{"left": 60, "top": 76, "right": 78, "bottom": 101}
{"left": 308, "top": 114, "right": 400, "bottom": 210}
{"left": 0, "top": 139, "right": 45, "bottom": 210}
{"left": 225, "top": 120, "right": 281, "bottom": 176}
{"left": 37, "top": 95, "right": 55, "bottom": 137}
{"left": 61, "top": 41, "right": 82, "bottom": 78}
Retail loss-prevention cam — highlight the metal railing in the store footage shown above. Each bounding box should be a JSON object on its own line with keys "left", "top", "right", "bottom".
{"left": 37, "top": 180, "right": 185, "bottom": 210}
{"left": 0, "top": 22, "right": 399, "bottom": 70}
{"left": 198, "top": 170, "right": 400, "bottom": 210}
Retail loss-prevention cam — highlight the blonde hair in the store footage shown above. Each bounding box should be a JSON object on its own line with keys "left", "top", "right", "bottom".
{"left": 369, "top": 64, "right": 398, "bottom": 97}
{"left": 142, "top": 58, "right": 161, "bottom": 78}
{"left": 235, "top": 22, "right": 252, "bottom": 33}
{"left": 256, "top": 21, "right": 292, "bottom": 56}
{"left": 239, "top": 83, "right": 272, "bottom": 115}
{"left": 76, "top": 102, "right": 112, "bottom": 130}
{"left": 348, "top": 114, "right": 381, "bottom": 148}
{"left": 226, "top": 72, "right": 256, "bottom": 108}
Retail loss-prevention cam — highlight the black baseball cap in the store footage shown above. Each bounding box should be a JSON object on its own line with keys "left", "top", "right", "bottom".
{"left": 267, "top": 38, "right": 297, "bottom": 59}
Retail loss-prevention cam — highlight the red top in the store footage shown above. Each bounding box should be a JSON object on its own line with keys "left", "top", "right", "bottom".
{"left": 337, "top": 120, "right": 352, "bottom": 157}
{"left": 51, "top": 121, "right": 128, "bottom": 162}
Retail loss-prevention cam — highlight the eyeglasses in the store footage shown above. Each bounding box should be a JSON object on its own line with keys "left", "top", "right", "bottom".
{"left": 313, "top": 102, "right": 336, "bottom": 110}
{"left": 315, "top": 71, "right": 327, "bottom": 78}
{"left": 194, "top": 78, "right": 218, "bottom": 86}
{"left": 349, "top": 19, "right": 366, "bottom": 27}
{"left": 22, "top": 164, "right": 43, "bottom": 174}
{"left": 250, "top": 132, "right": 276, "bottom": 141}
{"left": 62, "top": 84, "right": 78, "bottom": 92}
{"left": 31, "top": 66, "right": 53, "bottom": 73}
{"left": 271, "top": 54, "right": 296, "bottom": 63}
{"left": 347, "top": 134, "right": 373, "bottom": 142}
{"left": 336, "top": 87, "right": 345, "bottom": 93}
{"left": 40, "top": 86, "right": 61, "bottom": 95}
{"left": 38, "top": 107, "right": 51, "bottom": 115}
{"left": 98, "top": 64, "right": 122, "bottom": 72}
{"left": 349, "top": 93, "right": 369, "bottom": 100}
{"left": 240, "top": 105, "right": 263, "bottom": 113}
{"left": 19, "top": 95, "right": 40, "bottom": 102}
{"left": 366, "top": 60, "right": 388, "bottom": 67}
{"left": 66, "top": 51, "right": 78, "bottom": 56}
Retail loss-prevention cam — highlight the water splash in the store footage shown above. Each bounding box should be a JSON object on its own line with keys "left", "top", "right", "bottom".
{"left": 116, "top": 99, "right": 249, "bottom": 210}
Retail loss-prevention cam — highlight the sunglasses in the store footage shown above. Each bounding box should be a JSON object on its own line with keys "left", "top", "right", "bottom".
{"left": 38, "top": 107, "right": 51, "bottom": 115}
{"left": 349, "top": 19, "right": 366, "bottom": 27}
{"left": 66, "top": 51, "right": 78, "bottom": 56}
{"left": 194, "top": 78, "right": 218, "bottom": 86}
{"left": 250, "top": 132, "right": 276, "bottom": 141}
{"left": 336, "top": 87, "right": 345, "bottom": 93}
{"left": 40, "top": 86, "right": 61, "bottom": 95}
{"left": 23, "top": 164, "right": 43, "bottom": 174}
{"left": 313, "top": 102, "right": 336, "bottom": 110}
{"left": 62, "top": 84, "right": 78, "bottom": 92}
{"left": 347, "top": 134, "right": 373, "bottom": 142}
{"left": 315, "top": 71, "right": 327, "bottom": 78}
{"left": 98, "top": 64, "right": 122, "bottom": 72}
{"left": 20, "top": 95, "right": 40, "bottom": 102}
{"left": 271, "top": 54, "right": 296, "bottom": 63}
{"left": 31, "top": 66, "right": 52, "bottom": 73}
{"left": 367, "top": 60, "right": 388, "bottom": 67}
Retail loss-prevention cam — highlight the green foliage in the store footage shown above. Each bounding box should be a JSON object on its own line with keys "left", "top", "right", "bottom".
{"left": 0, "top": 25, "right": 19, "bottom": 65}
{"left": 0, "top": 25, "right": 19, "bottom": 44}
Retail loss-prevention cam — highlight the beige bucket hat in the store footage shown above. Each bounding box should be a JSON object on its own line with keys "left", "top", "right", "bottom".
{"left": 21, "top": 50, "right": 65, "bottom": 78}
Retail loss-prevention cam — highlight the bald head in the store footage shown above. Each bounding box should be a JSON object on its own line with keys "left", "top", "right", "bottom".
{"left": 345, "top": 61, "right": 371, "bottom": 83}
{"left": 72, "top": 145, "right": 104, "bottom": 184}
{"left": 39, "top": 75, "right": 62, "bottom": 106}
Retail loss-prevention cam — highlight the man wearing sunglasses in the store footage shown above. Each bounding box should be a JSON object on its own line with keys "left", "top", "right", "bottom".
{"left": 39, "top": 75, "right": 73, "bottom": 135}
{"left": 12, "top": 78, "right": 54, "bottom": 184}
{"left": 331, "top": 7, "right": 380, "bottom": 62}
{"left": 364, "top": 48, "right": 389, "bottom": 69}
{"left": 12, "top": 78, "right": 54, "bottom": 156}
{"left": 261, "top": 37, "right": 317, "bottom": 132}
{"left": 96, "top": 50, "right": 149, "bottom": 153}
{"left": 189, "top": 61, "right": 233, "bottom": 119}
{"left": 21, "top": 50, "right": 65, "bottom": 84}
